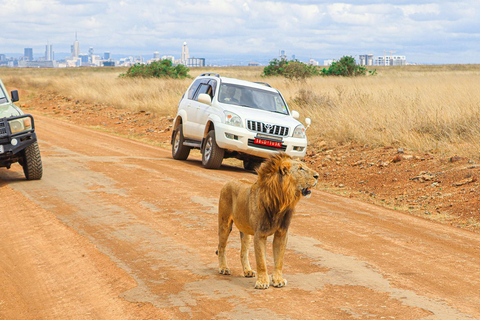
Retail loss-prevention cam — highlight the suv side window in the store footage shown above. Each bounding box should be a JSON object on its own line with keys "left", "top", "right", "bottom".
{"left": 208, "top": 79, "right": 217, "bottom": 98}
{"left": 194, "top": 82, "right": 216, "bottom": 101}
{"left": 187, "top": 79, "right": 203, "bottom": 100}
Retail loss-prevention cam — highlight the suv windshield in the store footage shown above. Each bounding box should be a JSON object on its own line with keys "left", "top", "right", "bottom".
{"left": 0, "top": 86, "right": 7, "bottom": 103}
{"left": 218, "top": 83, "right": 289, "bottom": 115}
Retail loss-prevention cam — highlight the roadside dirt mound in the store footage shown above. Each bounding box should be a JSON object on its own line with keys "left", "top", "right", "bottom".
{"left": 22, "top": 93, "right": 479, "bottom": 232}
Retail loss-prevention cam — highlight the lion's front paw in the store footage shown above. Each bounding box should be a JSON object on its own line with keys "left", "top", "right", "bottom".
{"left": 243, "top": 269, "right": 256, "bottom": 278}
{"left": 272, "top": 277, "right": 288, "bottom": 288}
{"left": 254, "top": 276, "right": 270, "bottom": 289}
{"left": 219, "top": 267, "right": 231, "bottom": 275}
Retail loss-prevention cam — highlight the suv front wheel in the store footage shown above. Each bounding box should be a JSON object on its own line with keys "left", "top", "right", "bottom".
{"left": 172, "top": 125, "right": 191, "bottom": 160}
{"left": 202, "top": 130, "right": 224, "bottom": 169}
{"left": 22, "top": 141, "right": 43, "bottom": 180}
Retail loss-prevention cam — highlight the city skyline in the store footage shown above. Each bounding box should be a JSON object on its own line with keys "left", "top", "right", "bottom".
{"left": 1, "top": 1, "right": 480, "bottom": 65}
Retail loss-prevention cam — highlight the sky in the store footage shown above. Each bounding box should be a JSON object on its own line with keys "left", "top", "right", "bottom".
{"left": 1, "top": 0, "right": 479, "bottom": 65}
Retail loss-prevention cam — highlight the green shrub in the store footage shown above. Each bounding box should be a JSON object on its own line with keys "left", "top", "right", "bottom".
{"left": 321, "top": 56, "right": 367, "bottom": 77}
{"left": 263, "top": 58, "right": 319, "bottom": 80}
{"left": 120, "top": 59, "right": 190, "bottom": 79}
{"left": 263, "top": 56, "right": 371, "bottom": 79}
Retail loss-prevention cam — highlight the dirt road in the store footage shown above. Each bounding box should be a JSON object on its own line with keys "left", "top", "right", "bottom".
{"left": 1, "top": 114, "right": 479, "bottom": 320}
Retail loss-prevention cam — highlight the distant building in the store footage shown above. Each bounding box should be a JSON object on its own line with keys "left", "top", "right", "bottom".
{"left": 72, "top": 33, "right": 80, "bottom": 58}
{"left": 153, "top": 51, "right": 160, "bottom": 60}
{"left": 309, "top": 58, "right": 319, "bottom": 66}
{"left": 18, "top": 60, "right": 55, "bottom": 68}
{"left": 323, "top": 59, "right": 337, "bottom": 66}
{"left": 104, "top": 52, "right": 111, "bottom": 60}
{"left": 90, "top": 55, "right": 102, "bottom": 66}
{"left": 162, "top": 55, "right": 175, "bottom": 64}
{"left": 359, "top": 54, "right": 374, "bottom": 66}
{"left": 248, "top": 62, "right": 261, "bottom": 66}
{"left": 45, "top": 44, "right": 54, "bottom": 61}
{"left": 181, "top": 42, "right": 189, "bottom": 65}
{"left": 391, "top": 55, "right": 406, "bottom": 66}
{"left": 375, "top": 55, "right": 406, "bottom": 66}
{"left": 79, "top": 54, "right": 89, "bottom": 65}
{"left": 187, "top": 57, "right": 205, "bottom": 67}
{"left": 24, "top": 48, "right": 33, "bottom": 61}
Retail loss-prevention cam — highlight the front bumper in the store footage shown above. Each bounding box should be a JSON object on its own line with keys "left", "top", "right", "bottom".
{"left": 0, "top": 115, "right": 37, "bottom": 164}
{"left": 214, "top": 122, "right": 308, "bottom": 158}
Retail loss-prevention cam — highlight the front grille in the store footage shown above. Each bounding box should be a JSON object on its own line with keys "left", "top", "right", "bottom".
{"left": 246, "top": 120, "right": 289, "bottom": 136}
{"left": 0, "top": 119, "right": 7, "bottom": 138}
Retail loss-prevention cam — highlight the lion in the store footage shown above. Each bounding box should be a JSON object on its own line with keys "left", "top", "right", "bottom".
{"left": 217, "top": 153, "right": 319, "bottom": 289}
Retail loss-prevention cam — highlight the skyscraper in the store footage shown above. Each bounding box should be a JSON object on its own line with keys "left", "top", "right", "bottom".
{"left": 181, "top": 42, "right": 189, "bottom": 65}
{"left": 45, "top": 43, "right": 53, "bottom": 61}
{"left": 72, "top": 32, "right": 80, "bottom": 58}
{"left": 24, "top": 48, "right": 33, "bottom": 61}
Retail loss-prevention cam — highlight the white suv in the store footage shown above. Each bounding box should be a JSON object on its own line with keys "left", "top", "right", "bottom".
{"left": 171, "top": 73, "right": 311, "bottom": 169}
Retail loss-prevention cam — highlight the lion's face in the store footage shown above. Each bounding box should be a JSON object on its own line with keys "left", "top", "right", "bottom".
{"left": 288, "top": 160, "right": 319, "bottom": 198}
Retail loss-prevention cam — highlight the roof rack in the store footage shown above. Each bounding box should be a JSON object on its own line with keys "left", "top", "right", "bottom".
{"left": 200, "top": 73, "right": 220, "bottom": 77}
{"left": 254, "top": 81, "right": 272, "bottom": 87}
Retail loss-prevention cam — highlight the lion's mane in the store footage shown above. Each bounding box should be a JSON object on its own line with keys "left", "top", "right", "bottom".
{"left": 255, "top": 153, "right": 301, "bottom": 232}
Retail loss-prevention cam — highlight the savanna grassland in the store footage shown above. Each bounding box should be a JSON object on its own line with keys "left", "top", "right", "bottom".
{"left": 2, "top": 64, "right": 480, "bottom": 158}
{"left": 1, "top": 65, "right": 480, "bottom": 230}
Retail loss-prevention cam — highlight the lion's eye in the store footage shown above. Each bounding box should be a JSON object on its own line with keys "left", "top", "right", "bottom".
{"left": 300, "top": 167, "right": 305, "bottom": 171}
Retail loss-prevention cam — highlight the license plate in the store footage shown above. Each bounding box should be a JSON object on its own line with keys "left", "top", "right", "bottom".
{"left": 254, "top": 138, "right": 282, "bottom": 148}
{"left": 0, "top": 145, "right": 3, "bottom": 154}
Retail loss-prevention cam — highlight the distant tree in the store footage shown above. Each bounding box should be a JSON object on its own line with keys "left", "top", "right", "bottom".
{"left": 263, "top": 58, "right": 320, "bottom": 80}
{"left": 321, "top": 56, "right": 367, "bottom": 77}
{"left": 120, "top": 59, "right": 190, "bottom": 79}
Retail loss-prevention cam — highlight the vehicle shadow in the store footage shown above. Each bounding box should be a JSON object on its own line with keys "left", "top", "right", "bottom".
{"left": 173, "top": 158, "right": 257, "bottom": 175}
{"left": 0, "top": 165, "right": 29, "bottom": 184}
{"left": 0, "top": 172, "right": 26, "bottom": 184}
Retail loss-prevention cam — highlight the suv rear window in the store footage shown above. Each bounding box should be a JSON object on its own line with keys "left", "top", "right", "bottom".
{"left": 187, "top": 79, "right": 203, "bottom": 100}
{"left": 189, "top": 79, "right": 217, "bottom": 101}
{"left": 194, "top": 84, "right": 211, "bottom": 99}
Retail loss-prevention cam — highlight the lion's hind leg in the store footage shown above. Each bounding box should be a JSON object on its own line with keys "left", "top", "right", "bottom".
{"left": 240, "top": 232, "right": 256, "bottom": 277}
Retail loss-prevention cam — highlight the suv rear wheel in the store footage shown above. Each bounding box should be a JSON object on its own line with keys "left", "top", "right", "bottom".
{"left": 172, "top": 125, "right": 191, "bottom": 160}
{"left": 22, "top": 141, "right": 43, "bottom": 180}
{"left": 202, "top": 130, "right": 224, "bottom": 169}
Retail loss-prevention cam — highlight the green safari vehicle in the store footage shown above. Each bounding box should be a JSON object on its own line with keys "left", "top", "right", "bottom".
{"left": 0, "top": 78, "right": 42, "bottom": 180}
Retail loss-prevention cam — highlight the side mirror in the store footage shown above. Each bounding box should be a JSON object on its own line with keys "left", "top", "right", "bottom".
{"left": 305, "top": 117, "right": 312, "bottom": 130}
{"left": 291, "top": 110, "right": 300, "bottom": 119}
{"left": 11, "top": 90, "right": 19, "bottom": 102}
{"left": 198, "top": 93, "right": 212, "bottom": 105}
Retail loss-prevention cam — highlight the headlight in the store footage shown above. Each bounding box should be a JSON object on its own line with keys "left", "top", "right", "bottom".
{"left": 293, "top": 124, "right": 306, "bottom": 138}
{"left": 8, "top": 117, "right": 32, "bottom": 134}
{"left": 224, "top": 111, "right": 243, "bottom": 127}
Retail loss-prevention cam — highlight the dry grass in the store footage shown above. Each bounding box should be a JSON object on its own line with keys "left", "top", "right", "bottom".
{"left": 1, "top": 64, "right": 480, "bottom": 158}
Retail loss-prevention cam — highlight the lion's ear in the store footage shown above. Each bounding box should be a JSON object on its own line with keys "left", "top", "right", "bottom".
{"left": 279, "top": 162, "right": 291, "bottom": 175}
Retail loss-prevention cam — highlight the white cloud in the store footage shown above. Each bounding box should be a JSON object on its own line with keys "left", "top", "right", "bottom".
{"left": 1, "top": 0, "right": 479, "bottom": 64}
